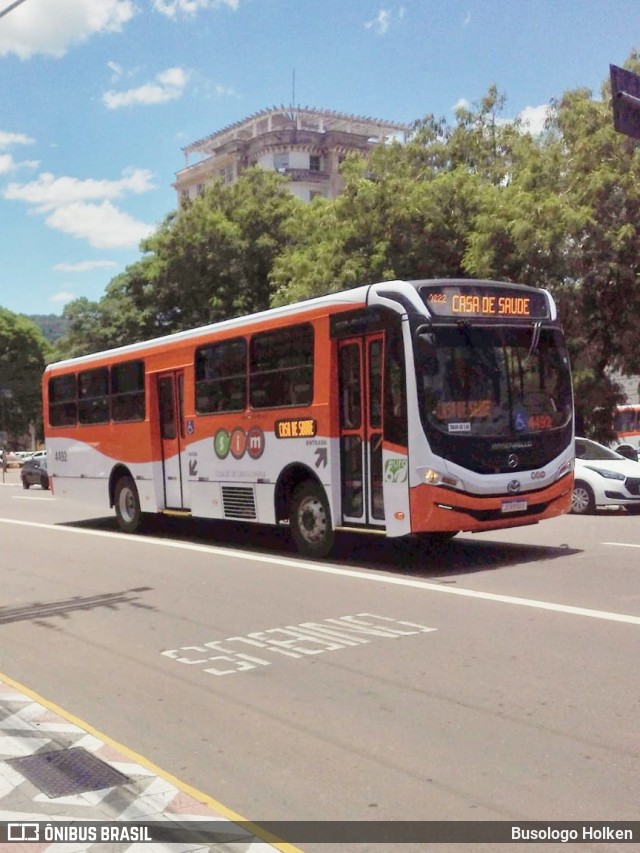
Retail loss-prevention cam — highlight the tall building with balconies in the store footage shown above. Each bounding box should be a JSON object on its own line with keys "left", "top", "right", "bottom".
{"left": 174, "top": 106, "right": 409, "bottom": 204}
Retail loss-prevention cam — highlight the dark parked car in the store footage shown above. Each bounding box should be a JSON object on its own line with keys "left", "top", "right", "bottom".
{"left": 21, "top": 455, "right": 49, "bottom": 490}
{"left": 615, "top": 443, "right": 639, "bottom": 462}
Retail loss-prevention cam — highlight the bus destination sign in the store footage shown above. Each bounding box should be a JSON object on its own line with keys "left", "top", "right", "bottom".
{"left": 421, "top": 285, "right": 550, "bottom": 321}
{"left": 275, "top": 418, "right": 317, "bottom": 439}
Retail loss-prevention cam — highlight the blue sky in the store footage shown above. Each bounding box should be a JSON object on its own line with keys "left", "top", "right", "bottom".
{"left": 0, "top": 0, "right": 637, "bottom": 318}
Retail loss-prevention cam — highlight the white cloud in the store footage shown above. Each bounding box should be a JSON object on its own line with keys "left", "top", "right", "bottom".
{"left": 0, "top": 0, "right": 135, "bottom": 59}
{"left": 364, "top": 6, "right": 405, "bottom": 35}
{"left": 0, "top": 131, "right": 34, "bottom": 148}
{"left": 365, "top": 9, "right": 391, "bottom": 35}
{"left": 0, "top": 130, "right": 38, "bottom": 171}
{"left": 107, "top": 61, "right": 124, "bottom": 81}
{"left": 518, "top": 104, "right": 550, "bottom": 136}
{"left": 213, "top": 83, "right": 239, "bottom": 97}
{"left": 3, "top": 168, "right": 155, "bottom": 249}
{"left": 0, "top": 153, "right": 39, "bottom": 174}
{"left": 54, "top": 260, "right": 119, "bottom": 273}
{"left": 4, "top": 168, "right": 154, "bottom": 210}
{"left": 189, "top": 71, "right": 240, "bottom": 101}
{"left": 50, "top": 291, "right": 76, "bottom": 304}
{"left": 152, "top": 0, "right": 239, "bottom": 18}
{"left": 46, "top": 201, "right": 154, "bottom": 249}
{"left": 453, "top": 98, "right": 471, "bottom": 112}
{"left": 103, "top": 67, "right": 190, "bottom": 109}
{"left": 0, "top": 154, "right": 14, "bottom": 174}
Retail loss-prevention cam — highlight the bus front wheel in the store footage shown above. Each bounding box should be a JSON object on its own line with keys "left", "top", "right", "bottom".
{"left": 290, "top": 482, "right": 335, "bottom": 558}
{"left": 114, "top": 476, "right": 142, "bottom": 533}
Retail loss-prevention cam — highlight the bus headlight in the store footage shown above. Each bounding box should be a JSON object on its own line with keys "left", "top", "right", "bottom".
{"left": 555, "top": 458, "right": 573, "bottom": 481}
{"left": 422, "top": 468, "right": 460, "bottom": 488}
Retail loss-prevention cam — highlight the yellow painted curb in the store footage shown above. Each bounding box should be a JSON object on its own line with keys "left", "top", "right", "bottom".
{"left": 0, "top": 670, "right": 304, "bottom": 853}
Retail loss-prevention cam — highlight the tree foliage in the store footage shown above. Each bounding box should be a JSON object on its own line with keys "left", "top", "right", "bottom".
{"left": 0, "top": 309, "right": 49, "bottom": 443}
{"left": 53, "top": 168, "right": 301, "bottom": 358}
{"left": 50, "top": 55, "right": 640, "bottom": 441}
{"left": 138, "top": 167, "right": 301, "bottom": 330}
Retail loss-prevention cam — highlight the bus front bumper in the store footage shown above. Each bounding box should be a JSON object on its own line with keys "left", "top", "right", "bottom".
{"left": 409, "top": 474, "right": 574, "bottom": 533}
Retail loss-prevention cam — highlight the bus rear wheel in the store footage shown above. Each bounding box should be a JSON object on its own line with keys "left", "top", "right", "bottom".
{"left": 114, "top": 476, "right": 142, "bottom": 533}
{"left": 290, "top": 482, "right": 334, "bottom": 558}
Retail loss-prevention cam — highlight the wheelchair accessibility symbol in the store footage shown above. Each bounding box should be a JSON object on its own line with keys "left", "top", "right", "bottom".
{"left": 513, "top": 410, "right": 528, "bottom": 432}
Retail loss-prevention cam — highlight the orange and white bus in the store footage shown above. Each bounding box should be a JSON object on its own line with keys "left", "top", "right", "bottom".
{"left": 43, "top": 278, "right": 574, "bottom": 557}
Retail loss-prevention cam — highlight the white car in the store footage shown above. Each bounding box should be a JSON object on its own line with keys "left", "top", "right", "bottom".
{"left": 572, "top": 437, "right": 640, "bottom": 515}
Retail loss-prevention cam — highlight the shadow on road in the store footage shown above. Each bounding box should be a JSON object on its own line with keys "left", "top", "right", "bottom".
{"left": 0, "top": 587, "right": 154, "bottom": 626}
{"left": 59, "top": 514, "right": 581, "bottom": 579}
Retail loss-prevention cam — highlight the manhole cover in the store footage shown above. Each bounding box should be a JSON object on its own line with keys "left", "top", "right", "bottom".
{"left": 7, "top": 747, "right": 129, "bottom": 797}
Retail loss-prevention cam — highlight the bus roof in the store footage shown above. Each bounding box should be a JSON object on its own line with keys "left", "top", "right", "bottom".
{"left": 44, "top": 278, "right": 555, "bottom": 373}
{"left": 44, "top": 281, "right": 389, "bottom": 373}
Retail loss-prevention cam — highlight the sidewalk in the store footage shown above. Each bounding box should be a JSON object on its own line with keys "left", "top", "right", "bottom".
{"left": 0, "top": 676, "right": 287, "bottom": 852}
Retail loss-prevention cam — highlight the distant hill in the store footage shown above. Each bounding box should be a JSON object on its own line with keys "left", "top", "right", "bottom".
{"left": 26, "top": 314, "right": 70, "bottom": 343}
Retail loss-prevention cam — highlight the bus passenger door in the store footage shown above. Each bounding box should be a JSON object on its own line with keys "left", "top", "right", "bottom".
{"left": 157, "top": 371, "right": 188, "bottom": 510}
{"left": 338, "top": 335, "right": 385, "bottom": 529}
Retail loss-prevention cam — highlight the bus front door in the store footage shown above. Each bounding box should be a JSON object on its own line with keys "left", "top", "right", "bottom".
{"left": 157, "top": 371, "right": 189, "bottom": 510}
{"left": 338, "top": 335, "right": 385, "bottom": 529}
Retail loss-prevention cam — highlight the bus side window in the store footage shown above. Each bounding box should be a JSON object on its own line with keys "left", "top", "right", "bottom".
{"left": 339, "top": 344, "right": 361, "bottom": 429}
{"left": 195, "top": 339, "right": 246, "bottom": 414}
{"left": 250, "top": 325, "right": 314, "bottom": 410}
{"left": 111, "top": 360, "right": 145, "bottom": 422}
{"left": 287, "top": 367, "right": 312, "bottom": 406}
{"left": 78, "top": 367, "right": 109, "bottom": 425}
{"left": 49, "top": 374, "right": 78, "bottom": 427}
{"left": 384, "top": 330, "right": 407, "bottom": 446}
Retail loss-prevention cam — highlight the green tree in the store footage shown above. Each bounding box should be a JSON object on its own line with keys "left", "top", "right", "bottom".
{"left": 0, "top": 309, "right": 49, "bottom": 444}
{"left": 54, "top": 168, "right": 302, "bottom": 359}
{"left": 543, "top": 54, "right": 640, "bottom": 440}
{"left": 52, "top": 258, "right": 161, "bottom": 360}
{"left": 271, "top": 89, "right": 517, "bottom": 304}
{"left": 142, "top": 167, "right": 301, "bottom": 330}
{"left": 52, "top": 64, "right": 640, "bottom": 443}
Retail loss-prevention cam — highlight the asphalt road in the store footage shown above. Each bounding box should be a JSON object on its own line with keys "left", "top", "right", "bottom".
{"left": 1, "top": 468, "right": 639, "bottom": 850}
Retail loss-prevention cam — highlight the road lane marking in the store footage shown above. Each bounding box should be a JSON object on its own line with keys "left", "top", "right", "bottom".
{"left": 12, "top": 495, "right": 53, "bottom": 500}
{"left": 603, "top": 541, "right": 640, "bottom": 548}
{"left": 1, "top": 516, "right": 640, "bottom": 625}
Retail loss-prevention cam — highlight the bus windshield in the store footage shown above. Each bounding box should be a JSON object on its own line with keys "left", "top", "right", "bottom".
{"left": 415, "top": 325, "right": 572, "bottom": 439}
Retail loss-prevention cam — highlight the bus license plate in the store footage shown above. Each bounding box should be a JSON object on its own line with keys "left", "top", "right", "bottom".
{"left": 501, "top": 498, "right": 528, "bottom": 513}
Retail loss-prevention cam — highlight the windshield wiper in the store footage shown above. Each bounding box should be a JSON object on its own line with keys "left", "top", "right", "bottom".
{"left": 523, "top": 321, "right": 542, "bottom": 368}
{"left": 457, "top": 320, "right": 500, "bottom": 377}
